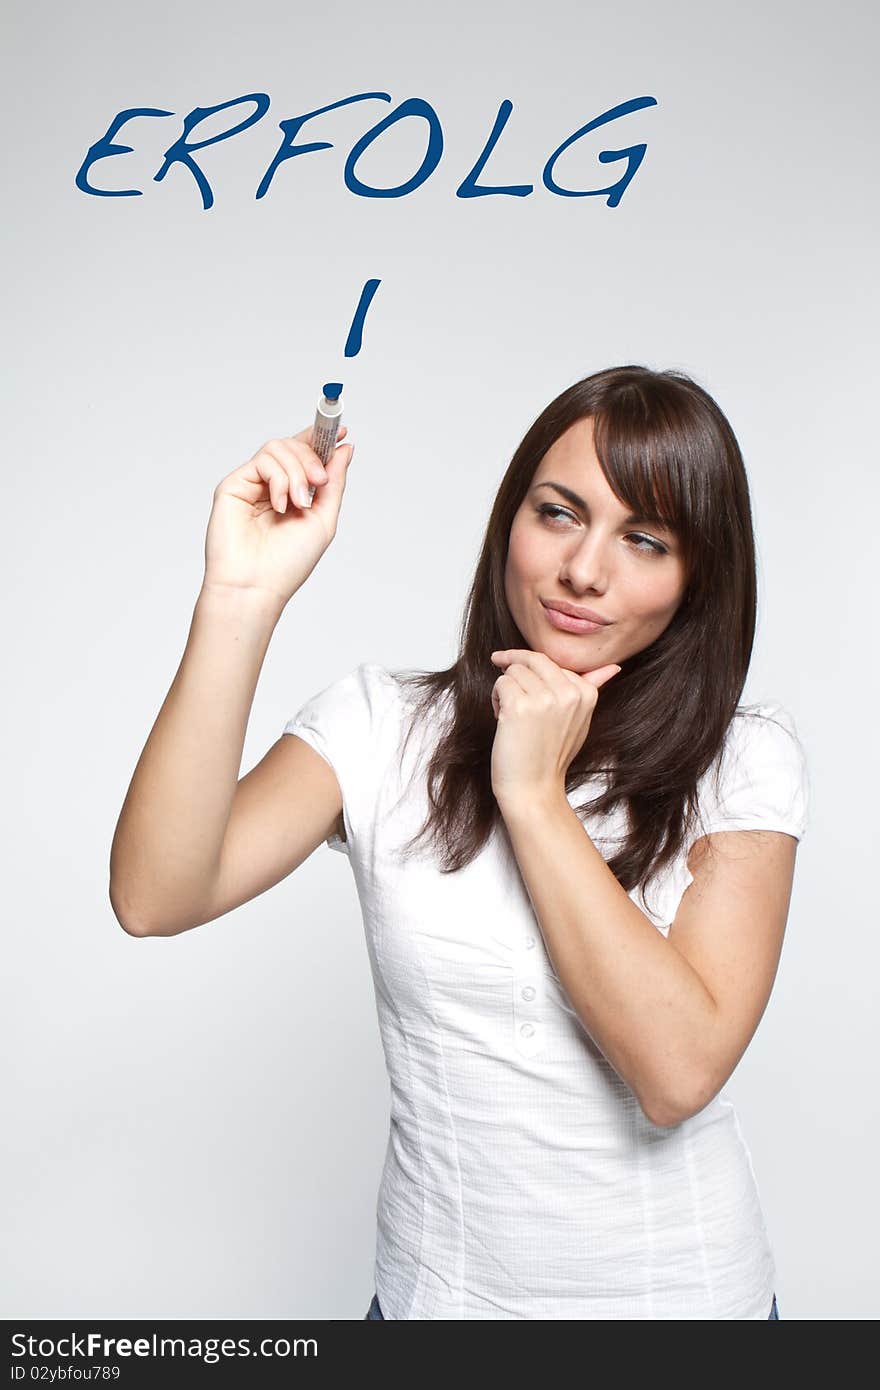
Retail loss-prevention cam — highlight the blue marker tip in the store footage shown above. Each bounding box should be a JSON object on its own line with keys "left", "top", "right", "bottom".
{"left": 323, "top": 382, "right": 343, "bottom": 400}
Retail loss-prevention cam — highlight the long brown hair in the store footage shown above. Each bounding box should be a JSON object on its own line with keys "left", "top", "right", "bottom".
{"left": 390, "top": 364, "right": 766, "bottom": 916}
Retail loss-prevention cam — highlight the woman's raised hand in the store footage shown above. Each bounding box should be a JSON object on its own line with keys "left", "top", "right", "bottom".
{"left": 202, "top": 424, "right": 355, "bottom": 610}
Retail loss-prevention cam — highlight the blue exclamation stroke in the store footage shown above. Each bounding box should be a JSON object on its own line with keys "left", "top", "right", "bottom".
{"left": 344, "top": 278, "right": 381, "bottom": 357}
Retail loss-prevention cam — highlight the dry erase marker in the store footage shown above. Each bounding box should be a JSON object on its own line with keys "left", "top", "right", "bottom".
{"left": 307, "top": 382, "right": 343, "bottom": 503}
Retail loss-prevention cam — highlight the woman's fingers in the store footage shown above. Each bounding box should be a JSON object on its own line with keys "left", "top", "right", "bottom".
{"left": 258, "top": 437, "right": 325, "bottom": 510}
{"left": 289, "top": 422, "right": 347, "bottom": 480}
{"left": 238, "top": 423, "right": 351, "bottom": 515}
{"left": 249, "top": 447, "right": 294, "bottom": 512}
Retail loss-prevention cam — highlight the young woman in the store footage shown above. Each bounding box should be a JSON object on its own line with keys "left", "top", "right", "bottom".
{"left": 110, "top": 365, "right": 804, "bottom": 1320}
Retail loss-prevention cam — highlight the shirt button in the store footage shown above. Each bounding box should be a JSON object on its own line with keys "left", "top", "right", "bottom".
{"left": 521, "top": 986, "right": 536, "bottom": 1001}
{"left": 520, "top": 1023, "right": 535, "bottom": 1038}
{"left": 524, "top": 937, "right": 536, "bottom": 950}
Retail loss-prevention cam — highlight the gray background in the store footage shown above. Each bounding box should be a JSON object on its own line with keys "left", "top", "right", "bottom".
{"left": 3, "top": 0, "right": 877, "bottom": 1319}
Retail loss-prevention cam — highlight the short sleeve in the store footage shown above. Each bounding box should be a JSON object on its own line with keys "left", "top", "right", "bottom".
{"left": 282, "top": 662, "right": 394, "bottom": 855}
{"left": 693, "top": 702, "right": 811, "bottom": 843}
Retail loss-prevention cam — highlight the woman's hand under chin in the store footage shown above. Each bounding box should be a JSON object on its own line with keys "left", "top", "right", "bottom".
{"left": 488, "top": 648, "right": 621, "bottom": 810}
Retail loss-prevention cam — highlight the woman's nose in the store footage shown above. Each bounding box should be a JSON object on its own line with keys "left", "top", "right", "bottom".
{"left": 559, "top": 533, "right": 611, "bottom": 592}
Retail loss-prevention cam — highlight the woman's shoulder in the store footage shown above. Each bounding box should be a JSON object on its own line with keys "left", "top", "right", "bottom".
{"left": 312, "top": 660, "right": 407, "bottom": 702}
{"left": 696, "top": 697, "right": 811, "bottom": 841}
{"left": 345, "top": 662, "right": 428, "bottom": 724}
{"left": 283, "top": 660, "right": 406, "bottom": 744}
{"left": 348, "top": 660, "right": 417, "bottom": 691}
{"left": 723, "top": 699, "right": 807, "bottom": 763}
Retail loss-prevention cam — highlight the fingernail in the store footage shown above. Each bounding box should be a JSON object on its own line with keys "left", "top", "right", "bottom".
{"left": 296, "top": 485, "right": 312, "bottom": 509}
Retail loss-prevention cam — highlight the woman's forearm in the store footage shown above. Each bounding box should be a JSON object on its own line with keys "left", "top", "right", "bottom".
{"left": 498, "top": 788, "right": 718, "bottom": 1127}
{"left": 109, "top": 582, "right": 285, "bottom": 935}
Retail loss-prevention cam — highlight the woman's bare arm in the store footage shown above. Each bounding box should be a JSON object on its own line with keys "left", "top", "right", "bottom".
{"left": 182, "top": 732, "right": 344, "bottom": 936}
{"left": 110, "top": 585, "right": 344, "bottom": 937}
{"left": 110, "top": 425, "right": 354, "bottom": 937}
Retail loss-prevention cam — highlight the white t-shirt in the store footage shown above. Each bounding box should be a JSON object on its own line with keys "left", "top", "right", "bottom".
{"left": 283, "top": 662, "right": 810, "bottom": 1320}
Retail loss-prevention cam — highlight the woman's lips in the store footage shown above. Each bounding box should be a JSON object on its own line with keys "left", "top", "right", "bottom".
{"left": 542, "top": 604, "right": 607, "bottom": 634}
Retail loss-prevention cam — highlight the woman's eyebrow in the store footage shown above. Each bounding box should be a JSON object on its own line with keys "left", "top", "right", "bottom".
{"left": 533, "top": 481, "right": 672, "bottom": 530}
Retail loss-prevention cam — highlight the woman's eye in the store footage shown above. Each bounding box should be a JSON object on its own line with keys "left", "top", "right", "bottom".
{"left": 628, "top": 533, "right": 667, "bottom": 554}
{"left": 537, "top": 503, "right": 576, "bottom": 526}
{"left": 536, "top": 504, "right": 667, "bottom": 554}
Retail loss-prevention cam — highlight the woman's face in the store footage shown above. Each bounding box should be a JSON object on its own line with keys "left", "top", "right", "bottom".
{"left": 504, "top": 417, "right": 688, "bottom": 673}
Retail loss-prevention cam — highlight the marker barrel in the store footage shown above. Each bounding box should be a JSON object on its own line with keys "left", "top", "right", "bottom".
{"left": 308, "top": 391, "right": 344, "bottom": 501}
